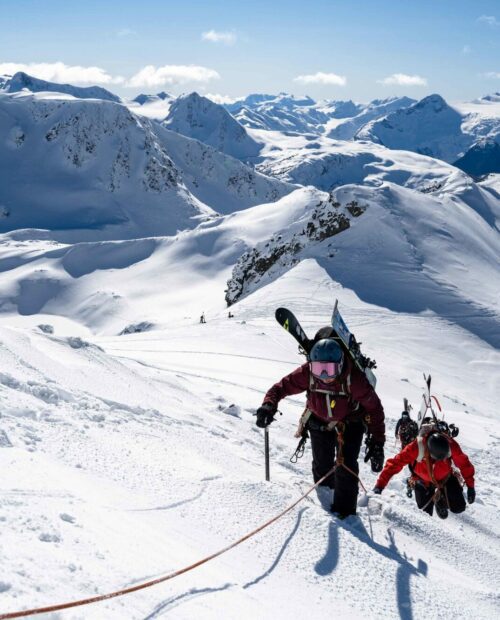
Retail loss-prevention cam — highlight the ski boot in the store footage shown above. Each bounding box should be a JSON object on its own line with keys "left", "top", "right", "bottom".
{"left": 435, "top": 494, "right": 449, "bottom": 519}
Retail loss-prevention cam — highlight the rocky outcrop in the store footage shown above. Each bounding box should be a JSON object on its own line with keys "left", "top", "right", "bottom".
{"left": 226, "top": 195, "right": 367, "bottom": 305}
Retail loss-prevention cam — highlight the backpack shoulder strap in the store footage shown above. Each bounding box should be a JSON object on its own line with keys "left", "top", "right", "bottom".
{"left": 346, "top": 371, "right": 351, "bottom": 394}
{"left": 416, "top": 436, "right": 426, "bottom": 462}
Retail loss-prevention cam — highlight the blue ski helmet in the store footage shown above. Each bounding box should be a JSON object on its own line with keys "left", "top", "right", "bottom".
{"left": 309, "top": 338, "right": 344, "bottom": 379}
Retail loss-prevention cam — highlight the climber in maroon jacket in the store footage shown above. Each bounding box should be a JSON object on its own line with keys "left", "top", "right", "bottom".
{"left": 256, "top": 332, "right": 385, "bottom": 518}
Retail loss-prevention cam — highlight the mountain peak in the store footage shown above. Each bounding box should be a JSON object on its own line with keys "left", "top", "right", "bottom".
{"left": 413, "top": 93, "right": 448, "bottom": 112}
{"left": 133, "top": 91, "right": 172, "bottom": 105}
{"left": 476, "top": 92, "right": 500, "bottom": 103}
{"left": 2, "top": 71, "right": 121, "bottom": 103}
{"left": 163, "top": 92, "right": 261, "bottom": 160}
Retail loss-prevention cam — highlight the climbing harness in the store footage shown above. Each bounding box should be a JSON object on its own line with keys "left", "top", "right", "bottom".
{"left": 289, "top": 412, "right": 368, "bottom": 495}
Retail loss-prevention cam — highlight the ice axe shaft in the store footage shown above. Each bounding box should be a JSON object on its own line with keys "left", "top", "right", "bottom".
{"left": 264, "top": 426, "right": 270, "bottom": 481}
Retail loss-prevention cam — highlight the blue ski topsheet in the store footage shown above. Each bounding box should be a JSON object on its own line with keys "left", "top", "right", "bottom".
{"left": 331, "top": 301, "right": 377, "bottom": 388}
{"left": 331, "top": 304, "right": 352, "bottom": 350}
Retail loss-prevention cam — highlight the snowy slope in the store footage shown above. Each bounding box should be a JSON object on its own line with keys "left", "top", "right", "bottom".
{"left": 357, "top": 94, "right": 500, "bottom": 166}
{"left": 0, "top": 171, "right": 497, "bottom": 346}
{"left": 0, "top": 188, "right": 323, "bottom": 335}
{"left": 0, "top": 261, "right": 498, "bottom": 619}
{"left": 0, "top": 71, "right": 121, "bottom": 102}
{"left": 163, "top": 93, "right": 262, "bottom": 160}
{"left": 153, "top": 125, "right": 295, "bottom": 213}
{"left": 226, "top": 183, "right": 500, "bottom": 346}
{"left": 253, "top": 130, "right": 472, "bottom": 194}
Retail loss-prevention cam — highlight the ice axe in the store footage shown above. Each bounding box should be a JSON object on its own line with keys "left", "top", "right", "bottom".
{"left": 264, "top": 425, "right": 270, "bottom": 481}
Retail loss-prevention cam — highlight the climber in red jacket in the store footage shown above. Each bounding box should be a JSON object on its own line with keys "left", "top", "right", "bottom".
{"left": 373, "top": 431, "right": 475, "bottom": 519}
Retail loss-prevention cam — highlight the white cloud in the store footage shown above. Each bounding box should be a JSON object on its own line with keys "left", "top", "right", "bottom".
{"left": 205, "top": 93, "right": 242, "bottom": 105}
{"left": 482, "top": 71, "right": 500, "bottom": 79}
{"left": 477, "top": 15, "right": 500, "bottom": 27}
{"left": 0, "top": 61, "right": 123, "bottom": 84}
{"left": 378, "top": 73, "right": 428, "bottom": 86}
{"left": 462, "top": 45, "right": 472, "bottom": 55}
{"left": 293, "top": 72, "right": 346, "bottom": 86}
{"left": 202, "top": 30, "right": 237, "bottom": 45}
{"left": 127, "top": 65, "right": 220, "bottom": 88}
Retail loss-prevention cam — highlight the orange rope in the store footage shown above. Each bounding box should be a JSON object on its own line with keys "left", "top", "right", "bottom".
{"left": 0, "top": 465, "right": 337, "bottom": 620}
{"left": 340, "top": 463, "right": 368, "bottom": 495}
{"left": 334, "top": 423, "right": 368, "bottom": 494}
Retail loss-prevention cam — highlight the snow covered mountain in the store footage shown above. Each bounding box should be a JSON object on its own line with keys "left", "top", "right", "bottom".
{"left": 325, "top": 96, "right": 416, "bottom": 140}
{"left": 454, "top": 139, "right": 500, "bottom": 177}
{"left": 155, "top": 126, "right": 294, "bottom": 213}
{"left": 163, "top": 92, "right": 262, "bottom": 160}
{"left": 126, "top": 91, "right": 174, "bottom": 120}
{"left": 317, "top": 98, "right": 365, "bottom": 119}
{"left": 473, "top": 92, "right": 500, "bottom": 104}
{"left": 133, "top": 91, "right": 171, "bottom": 105}
{"left": 228, "top": 94, "right": 368, "bottom": 135}
{"left": 253, "top": 131, "right": 473, "bottom": 196}
{"left": 225, "top": 183, "right": 500, "bottom": 345}
{"left": 357, "top": 94, "right": 500, "bottom": 171}
{"left": 0, "top": 71, "right": 121, "bottom": 102}
{"left": 0, "top": 174, "right": 498, "bottom": 618}
{"left": 229, "top": 93, "right": 331, "bottom": 134}
{"left": 0, "top": 89, "right": 293, "bottom": 240}
{"left": 0, "top": 91, "right": 215, "bottom": 240}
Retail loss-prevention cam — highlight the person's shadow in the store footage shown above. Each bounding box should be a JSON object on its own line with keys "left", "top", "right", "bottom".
{"left": 315, "top": 515, "right": 427, "bottom": 620}
{"left": 243, "top": 507, "right": 307, "bottom": 589}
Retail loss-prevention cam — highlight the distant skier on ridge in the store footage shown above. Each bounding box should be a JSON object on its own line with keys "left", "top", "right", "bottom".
{"left": 256, "top": 328, "right": 386, "bottom": 518}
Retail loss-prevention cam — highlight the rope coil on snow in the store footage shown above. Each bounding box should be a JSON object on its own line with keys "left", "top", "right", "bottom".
{"left": 0, "top": 465, "right": 341, "bottom": 619}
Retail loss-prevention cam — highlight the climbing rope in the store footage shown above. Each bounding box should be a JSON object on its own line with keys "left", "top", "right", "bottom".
{"left": 335, "top": 423, "right": 369, "bottom": 494}
{"left": 0, "top": 465, "right": 338, "bottom": 619}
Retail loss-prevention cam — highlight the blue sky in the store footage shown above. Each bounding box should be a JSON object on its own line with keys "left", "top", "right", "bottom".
{"left": 0, "top": 0, "right": 499, "bottom": 102}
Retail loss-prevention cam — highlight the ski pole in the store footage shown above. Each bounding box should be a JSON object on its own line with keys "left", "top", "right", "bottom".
{"left": 264, "top": 425, "right": 270, "bottom": 481}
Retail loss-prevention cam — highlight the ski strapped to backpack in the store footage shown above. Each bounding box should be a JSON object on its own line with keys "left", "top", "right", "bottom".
{"left": 395, "top": 375, "right": 459, "bottom": 449}
{"left": 395, "top": 375, "right": 460, "bottom": 497}
{"left": 331, "top": 300, "right": 377, "bottom": 388}
{"left": 395, "top": 398, "right": 419, "bottom": 449}
{"left": 275, "top": 301, "right": 377, "bottom": 386}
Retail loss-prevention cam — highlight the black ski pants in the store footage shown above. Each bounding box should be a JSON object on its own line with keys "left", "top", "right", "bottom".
{"left": 309, "top": 419, "right": 364, "bottom": 517}
{"left": 414, "top": 475, "right": 466, "bottom": 516}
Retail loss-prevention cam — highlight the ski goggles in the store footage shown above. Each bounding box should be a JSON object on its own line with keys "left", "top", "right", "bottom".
{"left": 310, "top": 361, "right": 342, "bottom": 380}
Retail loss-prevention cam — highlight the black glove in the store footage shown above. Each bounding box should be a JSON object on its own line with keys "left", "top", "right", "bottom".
{"left": 467, "top": 486, "right": 475, "bottom": 504}
{"left": 255, "top": 403, "right": 276, "bottom": 428}
{"left": 364, "top": 439, "right": 385, "bottom": 473}
{"left": 370, "top": 443, "right": 385, "bottom": 472}
{"left": 372, "top": 486, "right": 383, "bottom": 495}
